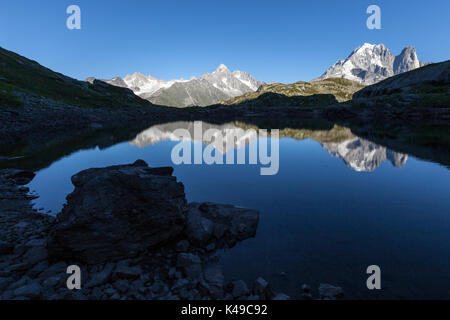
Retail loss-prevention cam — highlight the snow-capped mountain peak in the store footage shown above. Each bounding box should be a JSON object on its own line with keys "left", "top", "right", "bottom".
{"left": 394, "top": 46, "right": 421, "bottom": 73}
{"left": 116, "top": 72, "right": 189, "bottom": 96}
{"left": 318, "top": 43, "right": 423, "bottom": 85}
{"left": 232, "top": 70, "right": 262, "bottom": 91}
{"left": 92, "top": 64, "right": 264, "bottom": 107}
{"left": 354, "top": 43, "right": 384, "bottom": 53}
{"left": 198, "top": 65, "right": 264, "bottom": 99}
{"left": 214, "top": 64, "right": 230, "bottom": 73}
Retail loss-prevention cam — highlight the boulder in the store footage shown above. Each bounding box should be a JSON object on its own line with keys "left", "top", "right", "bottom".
{"left": 231, "top": 280, "right": 249, "bottom": 298}
{"left": 203, "top": 265, "right": 225, "bottom": 298}
{"left": 175, "top": 240, "right": 190, "bottom": 252}
{"left": 318, "top": 283, "right": 344, "bottom": 300}
{"left": 186, "top": 202, "right": 259, "bottom": 247}
{"left": 253, "top": 277, "right": 268, "bottom": 295}
{"left": 47, "top": 160, "right": 186, "bottom": 264}
{"left": 85, "top": 263, "right": 114, "bottom": 288}
{"left": 185, "top": 206, "right": 214, "bottom": 246}
{"left": 113, "top": 261, "right": 142, "bottom": 280}
{"left": 1, "top": 169, "right": 35, "bottom": 185}
{"left": 46, "top": 160, "right": 260, "bottom": 269}
{"left": 177, "top": 253, "right": 201, "bottom": 267}
{"left": 203, "top": 266, "right": 224, "bottom": 288}
{"left": 253, "top": 277, "right": 273, "bottom": 299}
{"left": 300, "top": 283, "right": 311, "bottom": 293}
{"left": 177, "top": 253, "right": 202, "bottom": 279}
{"left": 21, "top": 246, "right": 48, "bottom": 265}
{"left": 273, "top": 293, "right": 291, "bottom": 300}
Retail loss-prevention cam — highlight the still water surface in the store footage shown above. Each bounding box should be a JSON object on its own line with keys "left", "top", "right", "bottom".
{"left": 24, "top": 122, "right": 450, "bottom": 299}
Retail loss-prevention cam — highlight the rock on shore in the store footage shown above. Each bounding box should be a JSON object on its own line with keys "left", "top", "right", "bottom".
{"left": 1, "top": 161, "right": 271, "bottom": 300}
{"left": 47, "top": 160, "right": 260, "bottom": 264}
{"left": 0, "top": 161, "right": 344, "bottom": 300}
{"left": 47, "top": 161, "right": 187, "bottom": 263}
{"left": 185, "top": 202, "right": 259, "bottom": 247}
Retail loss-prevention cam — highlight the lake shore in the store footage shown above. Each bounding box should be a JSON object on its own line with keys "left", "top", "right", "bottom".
{"left": 1, "top": 91, "right": 449, "bottom": 170}
{"left": 0, "top": 160, "right": 347, "bottom": 300}
{"left": 1, "top": 92, "right": 449, "bottom": 300}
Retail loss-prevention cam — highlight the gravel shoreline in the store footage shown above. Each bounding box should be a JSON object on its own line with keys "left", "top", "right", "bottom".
{"left": 0, "top": 161, "right": 346, "bottom": 301}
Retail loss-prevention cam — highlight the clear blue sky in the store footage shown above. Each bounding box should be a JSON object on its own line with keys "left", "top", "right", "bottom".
{"left": 1, "top": 0, "right": 449, "bottom": 83}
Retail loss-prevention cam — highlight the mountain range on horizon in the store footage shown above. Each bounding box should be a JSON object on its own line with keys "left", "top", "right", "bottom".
{"left": 88, "top": 43, "right": 429, "bottom": 108}
{"left": 3, "top": 42, "right": 447, "bottom": 113}
{"left": 87, "top": 64, "right": 264, "bottom": 108}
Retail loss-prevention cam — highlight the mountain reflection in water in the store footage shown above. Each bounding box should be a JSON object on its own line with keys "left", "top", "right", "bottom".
{"left": 130, "top": 121, "right": 408, "bottom": 172}
{"left": 4, "top": 120, "right": 448, "bottom": 299}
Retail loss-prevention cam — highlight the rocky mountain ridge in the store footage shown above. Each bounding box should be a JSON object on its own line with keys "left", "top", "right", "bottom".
{"left": 352, "top": 60, "right": 450, "bottom": 108}
{"left": 318, "top": 43, "right": 425, "bottom": 85}
{"left": 90, "top": 64, "right": 264, "bottom": 108}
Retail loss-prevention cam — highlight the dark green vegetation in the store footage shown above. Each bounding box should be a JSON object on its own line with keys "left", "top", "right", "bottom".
{"left": 0, "top": 47, "right": 151, "bottom": 109}
{"left": 353, "top": 60, "right": 450, "bottom": 108}
{"left": 0, "top": 81, "right": 23, "bottom": 107}
{"left": 221, "top": 78, "right": 365, "bottom": 107}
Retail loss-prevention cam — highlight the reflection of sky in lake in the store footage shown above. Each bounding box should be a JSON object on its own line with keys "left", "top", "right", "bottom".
{"left": 26, "top": 123, "right": 450, "bottom": 299}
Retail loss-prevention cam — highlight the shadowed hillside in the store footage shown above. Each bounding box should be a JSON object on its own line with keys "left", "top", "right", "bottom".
{"left": 0, "top": 47, "right": 152, "bottom": 109}
{"left": 353, "top": 60, "right": 450, "bottom": 108}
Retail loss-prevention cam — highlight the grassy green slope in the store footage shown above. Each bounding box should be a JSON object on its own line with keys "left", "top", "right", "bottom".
{"left": 353, "top": 60, "right": 450, "bottom": 108}
{"left": 221, "top": 78, "right": 365, "bottom": 107}
{"left": 0, "top": 47, "right": 152, "bottom": 109}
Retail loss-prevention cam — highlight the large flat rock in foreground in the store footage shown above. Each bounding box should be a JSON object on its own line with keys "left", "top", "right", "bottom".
{"left": 48, "top": 160, "right": 187, "bottom": 263}
{"left": 47, "top": 160, "right": 260, "bottom": 264}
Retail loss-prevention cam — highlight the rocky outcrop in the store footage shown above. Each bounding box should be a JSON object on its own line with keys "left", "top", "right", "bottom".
{"left": 352, "top": 60, "right": 450, "bottom": 108}
{"left": 354, "top": 60, "right": 450, "bottom": 99}
{"left": 394, "top": 47, "right": 421, "bottom": 74}
{"left": 48, "top": 160, "right": 259, "bottom": 264}
{"left": 0, "top": 169, "right": 54, "bottom": 247}
{"left": 318, "top": 283, "right": 344, "bottom": 300}
{"left": 1, "top": 162, "right": 264, "bottom": 300}
{"left": 185, "top": 202, "right": 259, "bottom": 247}
{"left": 47, "top": 160, "right": 187, "bottom": 263}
